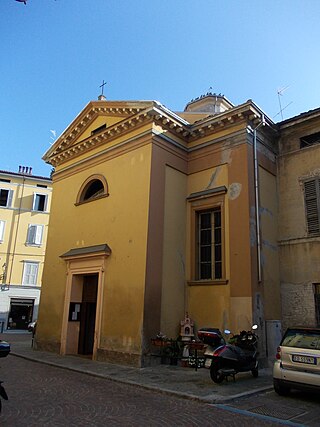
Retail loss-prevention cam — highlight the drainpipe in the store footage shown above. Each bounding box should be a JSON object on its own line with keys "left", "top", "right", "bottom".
{"left": 251, "top": 116, "right": 266, "bottom": 283}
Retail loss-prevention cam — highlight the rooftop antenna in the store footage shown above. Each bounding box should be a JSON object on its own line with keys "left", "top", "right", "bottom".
{"left": 275, "top": 85, "right": 293, "bottom": 120}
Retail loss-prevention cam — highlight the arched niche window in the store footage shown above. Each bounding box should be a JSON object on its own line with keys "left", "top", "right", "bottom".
{"left": 76, "top": 174, "right": 109, "bottom": 205}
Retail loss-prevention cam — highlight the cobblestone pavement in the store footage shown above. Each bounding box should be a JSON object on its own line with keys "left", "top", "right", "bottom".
{"left": 3, "top": 333, "right": 274, "bottom": 404}
{"left": 0, "top": 356, "right": 282, "bottom": 427}
{"left": 228, "top": 389, "right": 320, "bottom": 426}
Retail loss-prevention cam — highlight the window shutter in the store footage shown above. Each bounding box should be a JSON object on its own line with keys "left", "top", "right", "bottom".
{"left": 27, "top": 225, "right": 43, "bottom": 245}
{"left": 23, "top": 262, "right": 38, "bottom": 285}
{"left": 43, "top": 195, "right": 48, "bottom": 212}
{"left": 27, "top": 225, "right": 36, "bottom": 244}
{"left": 304, "top": 179, "right": 320, "bottom": 235}
{"left": 32, "top": 193, "right": 38, "bottom": 211}
{"left": 0, "top": 221, "right": 5, "bottom": 241}
{"left": 29, "top": 263, "right": 38, "bottom": 285}
{"left": 7, "top": 190, "right": 13, "bottom": 207}
{"left": 22, "top": 263, "right": 29, "bottom": 284}
{"left": 35, "top": 225, "right": 43, "bottom": 245}
{"left": 30, "top": 264, "right": 37, "bottom": 284}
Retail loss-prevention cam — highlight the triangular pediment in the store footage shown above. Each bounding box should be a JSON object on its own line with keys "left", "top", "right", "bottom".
{"left": 43, "top": 100, "right": 155, "bottom": 166}
{"left": 79, "top": 114, "right": 125, "bottom": 141}
{"left": 44, "top": 98, "right": 265, "bottom": 169}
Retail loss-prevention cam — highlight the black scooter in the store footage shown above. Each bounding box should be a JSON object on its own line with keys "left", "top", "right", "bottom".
{"left": 202, "top": 325, "right": 259, "bottom": 383}
{"left": 197, "top": 327, "right": 226, "bottom": 368}
{"left": 0, "top": 340, "right": 10, "bottom": 412}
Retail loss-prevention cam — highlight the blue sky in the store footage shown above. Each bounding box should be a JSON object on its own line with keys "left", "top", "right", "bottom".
{"left": 1, "top": 0, "right": 320, "bottom": 176}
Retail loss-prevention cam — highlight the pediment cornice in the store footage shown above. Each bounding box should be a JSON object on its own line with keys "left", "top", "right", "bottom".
{"left": 186, "top": 101, "right": 273, "bottom": 141}
{"left": 43, "top": 101, "right": 190, "bottom": 167}
{"left": 43, "top": 100, "right": 275, "bottom": 167}
{"left": 47, "top": 111, "right": 155, "bottom": 167}
{"left": 44, "top": 101, "right": 152, "bottom": 162}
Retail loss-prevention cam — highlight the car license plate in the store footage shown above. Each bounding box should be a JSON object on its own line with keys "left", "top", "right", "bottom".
{"left": 205, "top": 358, "right": 212, "bottom": 368}
{"left": 292, "top": 354, "right": 317, "bottom": 365}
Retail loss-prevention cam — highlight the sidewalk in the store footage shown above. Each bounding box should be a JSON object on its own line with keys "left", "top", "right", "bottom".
{"left": 4, "top": 333, "right": 273, "bottom": 404}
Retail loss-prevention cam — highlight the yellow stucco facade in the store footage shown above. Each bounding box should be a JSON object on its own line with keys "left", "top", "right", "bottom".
{"left": 0, "top": 168, "right": 52, "bottom": 330}
{"left": 36, "top": 94, "right": 281, "bottom": 366}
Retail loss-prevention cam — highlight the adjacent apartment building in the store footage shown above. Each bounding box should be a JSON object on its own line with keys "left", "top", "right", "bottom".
{"left": 278, "top": 108, "right": 320, "bottom": 330}
{"left": 0, "top": 167, "right": 52, "bottom": 331}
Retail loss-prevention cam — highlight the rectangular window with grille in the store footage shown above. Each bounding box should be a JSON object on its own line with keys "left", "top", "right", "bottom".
{"left": 197, "top": 208, "right": 222, "bottom": 280}
{"left": 304, "top": 178, "right": 320, "bottom": 236}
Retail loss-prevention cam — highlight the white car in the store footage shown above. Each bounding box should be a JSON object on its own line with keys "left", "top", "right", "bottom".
{"left": 273, "top": 327, "right": 320, "bottom": 395}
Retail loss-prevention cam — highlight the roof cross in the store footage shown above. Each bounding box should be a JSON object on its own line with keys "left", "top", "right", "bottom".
{"left": 99, "top": 80, "right": 107, "bottom": 96}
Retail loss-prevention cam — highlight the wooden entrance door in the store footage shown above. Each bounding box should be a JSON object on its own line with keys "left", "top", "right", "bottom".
{"left": 78, "top": 274, "right": 98, "bottom": 355}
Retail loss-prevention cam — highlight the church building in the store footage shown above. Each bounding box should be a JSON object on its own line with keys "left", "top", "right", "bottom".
{"left": 36, "top": 92, "right": 281, "bottom": 366}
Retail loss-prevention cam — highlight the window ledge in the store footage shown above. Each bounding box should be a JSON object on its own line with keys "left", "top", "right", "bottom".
{"left": 187, "top": 279, "right": 228, "bottom": 286}
{"left": 75, "top": 193, "right": 109, "bottom": 206}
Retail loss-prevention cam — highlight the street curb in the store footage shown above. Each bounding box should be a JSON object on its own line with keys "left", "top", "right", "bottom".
{"left": 10, "top": 351, "right": 273, "bottom": 404}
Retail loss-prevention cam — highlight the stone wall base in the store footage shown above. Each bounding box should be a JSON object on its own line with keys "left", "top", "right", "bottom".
{"left": 34, "top": 339, "right": 61, "bottom": 354}
{"left": 34, "top": 340, "right": 158, "bottom": 368}
{"left": 96, "top": 348, "right": 143, "bottom": 367}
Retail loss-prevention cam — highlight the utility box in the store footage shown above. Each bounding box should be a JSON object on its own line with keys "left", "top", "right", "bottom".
{"left": 266, "top": 320, "right": 282, "bottom": 366}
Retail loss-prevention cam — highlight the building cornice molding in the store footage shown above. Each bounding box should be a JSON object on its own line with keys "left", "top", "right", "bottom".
{"left": 44, "top": 107, "right": 156, "bottom": 167}
{"left": 51, "top": 131, "right": 152, "bottom": 182}
{"left": 43, "top": 99, "right": 275, "bottom": 168}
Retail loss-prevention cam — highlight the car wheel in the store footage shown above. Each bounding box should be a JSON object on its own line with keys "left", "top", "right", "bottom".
{"left": 273, "top": 379, "right": 290, "bottom": 396}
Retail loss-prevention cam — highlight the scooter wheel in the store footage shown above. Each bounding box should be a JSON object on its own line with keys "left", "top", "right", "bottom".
{"left": 251, "top": 368, "right": 259, "bottom": 378}
{"left": 210, "top": 366, "right": 225, "bottom": 383}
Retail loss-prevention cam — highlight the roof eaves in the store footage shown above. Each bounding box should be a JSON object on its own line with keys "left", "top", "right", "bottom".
{"left": 153, "top": 101, "right": 190, "bottom": 125}
{"left": 278, "top": 106, "right": 320, "bottom": 129}
{"left": 190, "top": 100, "right": 269, "bottom": 129}
{"left": 0, "top": 170, "right": 52, "bottom": 181}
